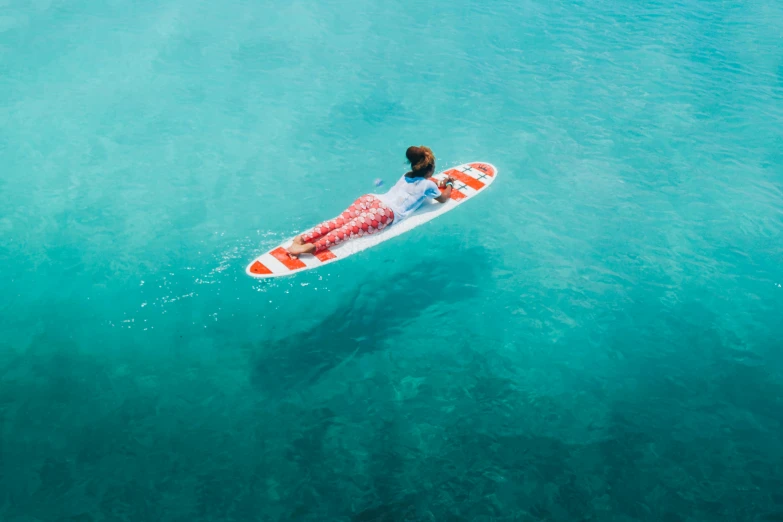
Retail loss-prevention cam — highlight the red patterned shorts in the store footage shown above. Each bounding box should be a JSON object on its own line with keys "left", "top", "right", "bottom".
{"left": 301, "top": 195, "right": 395, "bottom": 253}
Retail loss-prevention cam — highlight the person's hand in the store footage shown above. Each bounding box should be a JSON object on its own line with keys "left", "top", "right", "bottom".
{"left": 439, "top": 176, "right": 455, "bottom": 188}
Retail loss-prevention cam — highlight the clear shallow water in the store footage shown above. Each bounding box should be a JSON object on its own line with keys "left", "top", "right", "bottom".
{"left": 2, "top": 0, "right": 783, "bottom": 520}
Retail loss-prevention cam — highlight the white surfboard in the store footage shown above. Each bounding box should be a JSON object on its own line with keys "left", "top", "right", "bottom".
{"left": 247, "top": 162, "right": 498, "bottom": 278}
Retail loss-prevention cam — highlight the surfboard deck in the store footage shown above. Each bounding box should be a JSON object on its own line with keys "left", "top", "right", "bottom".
{"left": 246, "top": 162, "right": 497, "bottom": 278}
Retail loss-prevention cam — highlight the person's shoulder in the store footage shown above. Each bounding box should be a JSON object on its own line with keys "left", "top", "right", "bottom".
{"left": 404, "top": 176, "right": 437, "bottom": 188}
{"left": 422, "top": 178, "right": 440, "bottom": 196}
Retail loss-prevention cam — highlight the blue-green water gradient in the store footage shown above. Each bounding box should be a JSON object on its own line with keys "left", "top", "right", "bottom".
{"left": 2, "top": 0, "right": 783, "bottom": 520}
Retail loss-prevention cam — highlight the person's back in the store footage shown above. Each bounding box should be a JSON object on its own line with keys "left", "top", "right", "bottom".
{"left": 376, "top": 175, "right": 441, "bottom": 223}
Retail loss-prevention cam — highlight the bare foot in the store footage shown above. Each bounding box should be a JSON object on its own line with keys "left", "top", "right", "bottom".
{"left": 287, "top": 241, "right": 316, "bottom": 257}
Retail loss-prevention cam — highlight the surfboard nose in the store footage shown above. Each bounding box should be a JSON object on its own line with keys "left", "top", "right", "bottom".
{"left": 468, "top": 163, "right": 496, "bottom": 177}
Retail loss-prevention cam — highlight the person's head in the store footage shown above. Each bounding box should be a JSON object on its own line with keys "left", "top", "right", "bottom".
{"left": 405, "top": 145, "right": 436, "bottom": 178}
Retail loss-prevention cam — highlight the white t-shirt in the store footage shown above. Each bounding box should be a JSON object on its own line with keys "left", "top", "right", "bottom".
{"left": 375, "top": 175, "right": 441, "bottom": 223}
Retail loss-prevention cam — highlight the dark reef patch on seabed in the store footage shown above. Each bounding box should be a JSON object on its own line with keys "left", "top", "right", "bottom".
{"left": 248, "top": 246, "right": 490, "bottom": 398}
{"left": 238, "top": 290, "right": 783, "bottom": 520}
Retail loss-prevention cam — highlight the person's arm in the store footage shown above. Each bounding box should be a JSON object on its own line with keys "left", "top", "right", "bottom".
{"left": 434, "top": 176, "right": 455, "bottom": 203}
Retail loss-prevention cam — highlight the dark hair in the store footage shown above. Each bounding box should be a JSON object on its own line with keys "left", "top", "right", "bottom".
{"left": 405, "top": 146, "right": 435, "bottom": 178}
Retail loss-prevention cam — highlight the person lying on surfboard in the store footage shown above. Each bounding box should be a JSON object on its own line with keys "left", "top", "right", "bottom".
{"left": 287, "top": 146, "right": 456, "bottom": 257}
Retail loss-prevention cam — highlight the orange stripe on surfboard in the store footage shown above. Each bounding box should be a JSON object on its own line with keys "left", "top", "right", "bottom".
{"left": 249, "top": 260, "right": 273, "bottom": 275}
{"left": 270, "top": 247, "right": 306, "bottom": 270}
{"left": 446, "top": 169, "right": 485, "bottom": 191}
{"left": 439, "top": 184, "right": 467, "bottom": 201}
{"left": 315, "top": 249, "right": 336, "bottom": 262}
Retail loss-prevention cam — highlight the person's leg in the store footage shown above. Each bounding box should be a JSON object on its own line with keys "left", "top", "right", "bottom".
{"left": 298, "top": 199, "right": 361, "bottom": 243}
{"left": 289, "top": 196, "right": 366, "bottom": 255}
{"left": 366, "top": 197, "right": 395, "bottom": 231}
{"left": 289, "top": 196, "right": 394, "bottom": 256}
{"left": 310, "top": 218, "right": 360, "bottom": 253}
{"left": 310, "top": 197, "right": 394, "bottom": 252}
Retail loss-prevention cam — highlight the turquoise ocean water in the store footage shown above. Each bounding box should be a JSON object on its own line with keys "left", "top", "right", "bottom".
{"left": 2, "top": 0, "right": 783, "bottom": 520}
